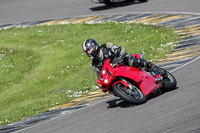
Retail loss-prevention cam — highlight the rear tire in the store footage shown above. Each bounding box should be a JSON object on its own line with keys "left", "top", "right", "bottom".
{"left": 160, "top": 69, "right": 177, "bottom": 91}
{"left": 113, "top": 83, "right": 146, "bottom": 104}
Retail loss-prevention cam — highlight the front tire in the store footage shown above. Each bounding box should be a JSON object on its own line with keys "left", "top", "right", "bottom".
{"left": 113, "top": 83, "right": 146, "bottom": 104}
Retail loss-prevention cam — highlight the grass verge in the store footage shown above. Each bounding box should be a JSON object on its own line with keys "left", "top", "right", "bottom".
{"left": 0, "top": 22, "right": 178, "bottom": 126}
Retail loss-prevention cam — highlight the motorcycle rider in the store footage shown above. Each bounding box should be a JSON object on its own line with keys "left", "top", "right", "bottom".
{"left": 82, "top": 38, "right": 166, "bottom": 79}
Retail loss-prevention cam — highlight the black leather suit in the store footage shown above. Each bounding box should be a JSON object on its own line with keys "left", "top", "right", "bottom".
{"left": 92, "top": 43, "right": 158, "bottom": 77}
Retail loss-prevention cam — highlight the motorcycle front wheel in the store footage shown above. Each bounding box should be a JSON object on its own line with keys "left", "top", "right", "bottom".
{"left": 113, "top": 83, "right": 146, "bottom": 104}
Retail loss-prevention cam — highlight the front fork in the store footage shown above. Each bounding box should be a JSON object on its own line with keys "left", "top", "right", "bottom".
{"left": 112, "top": 78, "right": 135, "bottom": 91}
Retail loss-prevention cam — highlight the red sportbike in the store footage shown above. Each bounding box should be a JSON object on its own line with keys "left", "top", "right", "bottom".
{"left": 96, "top": 54, "right": 177, "bottom": 104}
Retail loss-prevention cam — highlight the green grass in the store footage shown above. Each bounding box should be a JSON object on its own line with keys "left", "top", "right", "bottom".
{"left": 0, "top": 22, "right": 178, "bottom": 126}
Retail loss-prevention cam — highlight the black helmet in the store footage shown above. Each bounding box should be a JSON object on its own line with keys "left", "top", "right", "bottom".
{"left": 83, "top": 39, "right": 99, "bottom": 59}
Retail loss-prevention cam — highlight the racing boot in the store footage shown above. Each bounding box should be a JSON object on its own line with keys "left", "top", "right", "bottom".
{"left": 143, "top": 61, "right": 166, "bottom": 77}
{"left": 156, "top": 70, "right": 167, "bottom": 77}
{"left": 132, "top": 58, "right": 167, "bottom": 77}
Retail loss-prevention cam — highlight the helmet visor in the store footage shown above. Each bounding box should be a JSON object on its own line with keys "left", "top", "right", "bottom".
{"left": 86, "top": 46, "right": 94, "bottom": 55}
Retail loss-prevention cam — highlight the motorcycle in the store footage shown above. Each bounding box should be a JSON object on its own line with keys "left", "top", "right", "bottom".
{"left": 92, "top": 0, "right": 148, "bottom": 6}
{"left": 96, "top": 54, "right": 177, "bottom": 104}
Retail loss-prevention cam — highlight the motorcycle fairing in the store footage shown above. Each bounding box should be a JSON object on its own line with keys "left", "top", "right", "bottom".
{"left": 139, "top": 75, "right": 162, "bottom": 96}
{"left": 112, "top": 80, "right": 129, "bottom": 88}
{"left": 114, "top": 66, "right": 142, "bottom": 83}
{"left": 114, "top": 66, "right": 162, "bottom": 96}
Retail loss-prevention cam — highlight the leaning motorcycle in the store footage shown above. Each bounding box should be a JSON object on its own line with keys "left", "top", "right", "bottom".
{"left": 92, "top": 0, "right": 148, "bottom": 6}
{"left": 96, "top": 54, "right": 177, "bottom": 104}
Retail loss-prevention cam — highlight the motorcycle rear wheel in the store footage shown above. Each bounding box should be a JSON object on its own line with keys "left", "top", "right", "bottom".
{"left": 113, "top": 83, "right": 146, "bottom": 104}
{"left": 160, "top": 69, "right": 177, "bottom": 91}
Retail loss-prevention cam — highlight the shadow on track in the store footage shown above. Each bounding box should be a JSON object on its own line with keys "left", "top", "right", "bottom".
{"left": 106, "top": 98, "right": 136, "bottom": 108}
{"left": 90, "top": 1, "right": 147, "bottom": 11}
{"left": 106, "top": 87, "right": 179, "bottom": 108}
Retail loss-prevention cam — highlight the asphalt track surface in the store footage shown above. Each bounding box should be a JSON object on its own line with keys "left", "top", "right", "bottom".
{"left": 0, "top": 0, "right": 200, "bottom": 25}
{"left": 0, "top": 0, "right": 200, "bottom": 133}
{"left": 19, "top": 56, "right": 200, "bottom": 133}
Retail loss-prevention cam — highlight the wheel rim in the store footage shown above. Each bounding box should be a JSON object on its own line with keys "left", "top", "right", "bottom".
{"left": 118, "top": 84, "right": 144, "bottom": 99}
